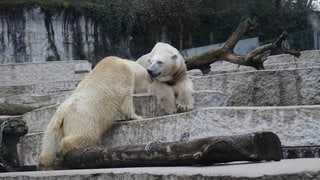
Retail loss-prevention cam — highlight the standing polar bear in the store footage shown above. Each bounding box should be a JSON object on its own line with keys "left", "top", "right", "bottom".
{"left": 38, "top": 56, "right": 151, "bottom": 169}
{"left": 137, "top": 42, "right": 194, "bottom": 114}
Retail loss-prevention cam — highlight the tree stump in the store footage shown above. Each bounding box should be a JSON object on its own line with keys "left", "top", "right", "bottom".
{"left": 0, "top": 117, "right": 28, "bottom": 172}
{"left": 62, "top": 131, "right": 282, "bottom": 169}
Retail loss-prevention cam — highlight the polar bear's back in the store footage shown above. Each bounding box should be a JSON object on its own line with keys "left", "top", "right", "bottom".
{"left": 64, "top": 56, "right": 136, "bottom": 131}
{"left": 76, "top": 56, "right": 134, "bottom": 94}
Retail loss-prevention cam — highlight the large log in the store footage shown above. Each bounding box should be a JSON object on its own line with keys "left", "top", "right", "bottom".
{"left": 0, "top": 117, "right": 28, "bottom": 172}
{"left": 185, "top": 18, "right": 301, "bottom": 74}
{"left": 62, "top": 131, "right": 282, "bottom": 169}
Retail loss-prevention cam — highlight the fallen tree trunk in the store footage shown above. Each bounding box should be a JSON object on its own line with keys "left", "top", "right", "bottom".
{"left": 185, "top": 18, "right": 301, "bottom": 74}
{"left": 62, "top": 131, "right": 282, "bottom": 169}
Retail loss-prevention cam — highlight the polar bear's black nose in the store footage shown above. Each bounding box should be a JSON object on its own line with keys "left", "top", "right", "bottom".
{"left": 147, "top": 69, "right": 158, "bottom": 78}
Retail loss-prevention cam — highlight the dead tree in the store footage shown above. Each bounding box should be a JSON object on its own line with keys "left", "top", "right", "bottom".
{"left": 62, "top": 131, "right": 282, "bottom": 169}
{"left": 185, "top": 18, "right": 301, "bottom": 74}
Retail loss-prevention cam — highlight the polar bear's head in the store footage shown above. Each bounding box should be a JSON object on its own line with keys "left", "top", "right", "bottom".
{"left": 142, "top": 42, "right": 186, "bottom": 83}
{"left": 147, "top": 53, "right": 180, "bottom": 81}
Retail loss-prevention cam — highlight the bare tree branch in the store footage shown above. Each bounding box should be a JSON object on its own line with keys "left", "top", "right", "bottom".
{"left": 185, "top": 18, "right": 301, "bottom": 74}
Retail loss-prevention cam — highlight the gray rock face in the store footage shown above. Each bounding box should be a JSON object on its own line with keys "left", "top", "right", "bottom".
{"left": 0, "top": 6, "right": 106, "bottom": 65}
{"left": 0, "top": 60, "right": 91, "bottom": 86}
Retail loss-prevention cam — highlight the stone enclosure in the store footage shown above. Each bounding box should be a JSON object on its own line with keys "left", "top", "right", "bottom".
{"left": 0, "top": 50, "right": 319, "bottom": 178}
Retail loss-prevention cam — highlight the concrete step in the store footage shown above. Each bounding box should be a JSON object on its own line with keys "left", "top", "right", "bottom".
{"left": 17, "top": 105, "right": 320, "bottom": 166}
{"left": 191, "top": 67, "right": 320, "bottom": 106}
{"left": 0, "top": 80, "right": 80, "bottom": 98}
{"left": 265, "top": 50, "right": 320, "bottom": 64}
{"left": 0, "top": 92, "right": 72, "bottom": 115}
{"left": 1, "top": 159, "right": 320, "bottom": 179}
{"left": 3, "top": 65, "right": 319, "bottom": 114}
{"left": 191, "top": 61, "right": 320, "bottom": 76}
{"left": 0, "top": 115, "right": 22, "bottom": 121}
{"left": 0, "top": 60, "right": 91, "bottom": 86}
{"left": 22, "top": 90, "right": 228, "bottom": 134}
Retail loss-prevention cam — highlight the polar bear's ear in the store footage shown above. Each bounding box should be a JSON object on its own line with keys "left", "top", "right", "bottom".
{"left": 171, "top": 54, "right": 178, "bottom": 60}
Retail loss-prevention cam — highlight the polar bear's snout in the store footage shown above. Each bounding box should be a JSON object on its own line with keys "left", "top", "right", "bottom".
{"left": 147, "top": 68, "right": 161, "bottom": 78}
{"left": 147, "top": 61, "right": 162, "bottom": 78}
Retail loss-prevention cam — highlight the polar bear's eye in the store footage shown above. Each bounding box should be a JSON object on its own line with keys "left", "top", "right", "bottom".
{"left": 148, "top": 59, "right": 151, "bottom": 63}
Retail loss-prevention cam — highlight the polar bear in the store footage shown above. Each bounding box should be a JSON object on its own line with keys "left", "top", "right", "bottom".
{"left": 38, "top": 56, "right": 151, "bottom": 169}
{"left": 137, "top": 42, "right": 194, "bottom": 114}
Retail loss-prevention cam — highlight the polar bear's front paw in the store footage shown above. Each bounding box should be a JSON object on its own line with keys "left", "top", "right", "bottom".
{"left": 176, "top": 103, "right": 188, "bottom": 112}
{"left": 176, "top": 97, "right": 194, "bottom": 113}
{"left": 177, "top": 103, "right": 193, "bottom": 113}
{"left": 129, "top": 114, "right": 143, "bottom": 120}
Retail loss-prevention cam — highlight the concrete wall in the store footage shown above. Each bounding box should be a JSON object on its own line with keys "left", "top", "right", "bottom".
{"left": 0, "top": 60, "right": 91, "bottom": 86}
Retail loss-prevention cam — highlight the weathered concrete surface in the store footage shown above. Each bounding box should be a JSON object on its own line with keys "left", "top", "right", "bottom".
{"left": 0, "top": 93, "right": 71, "bottom": 115}
{"left": 0, "top": 6, "right": 109, "bottom": 65}
{"left": 2, "top": 66, "right": 319, "bottom": 111}
{"left": 266, "top": 50, "right": 320, "bottom": 64}
{"left": 0, "top": 60, "right": 90, "bottom": 86}
{"left": 21, "top": 91, "right": 228, "bottom": 134}
{"left": 1, "top": 159, "right": 320, "bottom": 180}
{"left": 191, "top": 67, "right": 320, "bottom": 106}
{"left": 18, "top": 105, "right": 320, "bottom": 166}
{"left": 0, "top": 115, "right": 21, "bottom": 121}
{"left": 190, "top": 61, "right": 320, "bottom": 76}
{"left": 104, "top": 105, "right": 320, "bottom": 147}
{"left": 0, "top": 80, "right": 79, "bottom": 98}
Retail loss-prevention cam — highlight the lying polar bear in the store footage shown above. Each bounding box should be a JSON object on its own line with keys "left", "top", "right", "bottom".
{"left": 137, "top": 42, "right": 194, "bottom": 114}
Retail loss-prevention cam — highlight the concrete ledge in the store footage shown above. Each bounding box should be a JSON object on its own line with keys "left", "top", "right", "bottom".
{"left": 191, "top": 67, "right": 320, "bottom": 106}
{"left": 103, "top": 105, "right": 320, "bottom": 147}
{"left": 1, "top": 159, "right": 320, "bottom": 179}
{"left": 0, "top": 92, "right": 71, "bottom": 115}
{"left": 0, "top": 80, "right": 79, "bottom": 98}
{"left": 265, "top": 50, "right": 320, "bottom": 64}
{"left": 0, "top": 60, "right": 91, "bottom": 86}
{"left": 0, "top": 115, "right": 21, "bottom": 121}
{"left": 18, "top": 105, "right": 320, "bottom": 166}
{"left": 22, "top": 90, "right": 228, "bottom": 134}
{"left": 190, "top": 62, "right": 320, "bottom": 76}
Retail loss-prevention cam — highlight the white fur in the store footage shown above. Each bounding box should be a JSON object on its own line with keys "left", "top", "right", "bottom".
{"left": 137, "top": 42, "right": 194, "bottom": 114}
{"left": 38, "top": 56, "right": 150, "bottom": 169}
